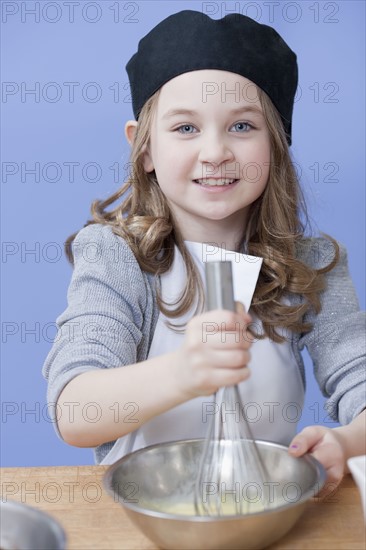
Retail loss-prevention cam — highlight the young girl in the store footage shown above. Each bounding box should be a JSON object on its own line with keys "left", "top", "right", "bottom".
{"left": 43, "top": 10, "right": 365, "bottom": 487}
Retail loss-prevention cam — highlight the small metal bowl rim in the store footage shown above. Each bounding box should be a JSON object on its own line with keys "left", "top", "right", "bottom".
{"left": 103, "top": 438, "right": 326, "bottom": 522}
{"left": 0, "top": 499, "right": 67, "bottom": 550}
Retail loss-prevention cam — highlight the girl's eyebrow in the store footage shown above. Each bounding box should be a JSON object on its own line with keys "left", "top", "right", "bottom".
{"left": 162, "top": 105, "right": 264, "bottom": 120}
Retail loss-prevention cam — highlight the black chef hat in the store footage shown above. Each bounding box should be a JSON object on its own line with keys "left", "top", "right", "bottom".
{"left": 126, "top": 10, "right": 298, "bottom": 145}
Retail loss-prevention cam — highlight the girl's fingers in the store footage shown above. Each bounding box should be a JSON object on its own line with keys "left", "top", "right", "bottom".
{"left": 204, "top": 348, "right": 251, "bottom": 368}
{"left": 197, "top": 308, "right": 252, "bottom": 328}
{"left": 183, "top": 307, "right": 253, "bottom": 396}
{"left": 208, "top": 366, "right": 251, "bottom": 387}
{"left": 288, "top": 426, "right": 325, "bottom": 456}
{"left": 235, "top": 301, "right": 246, "bottom": 315}
{"left": 198, "top": 331, "right": 252, "bottom": 350}
{"left": 190, "top": 308, "right": 252, "bottom": 349}
{"left": 288, "top": 426, "right": 346, "bottom": 488}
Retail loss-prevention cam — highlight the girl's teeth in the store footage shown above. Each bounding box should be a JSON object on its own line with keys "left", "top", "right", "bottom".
{"left": 195, "top": 179, "right": 236, "bottom": 186}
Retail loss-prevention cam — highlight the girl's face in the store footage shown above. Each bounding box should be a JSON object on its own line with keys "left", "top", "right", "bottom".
{"left": 142, "top": 70, "right": 271, "bottom": 247}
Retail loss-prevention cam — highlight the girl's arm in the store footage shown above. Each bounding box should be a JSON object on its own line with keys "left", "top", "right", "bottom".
{"left": 297, "top": 238, "right": 365, "bottom": 429}
{"left": 57, "top": 307, "right": 252, "bottom": 447}
{"left": 292, "top": 238, "right": 365, "bottom": 485}
{"left": 44, "top": 224, "right": 252, "bottom": 448}
{"left": 334, "top": 408, "right": 366, "bottom": 464}
{"left": 57, "top": 349, "right": 188, "bottom": 447}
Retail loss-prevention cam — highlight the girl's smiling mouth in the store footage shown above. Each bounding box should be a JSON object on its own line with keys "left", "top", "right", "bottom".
{"left": 193, "top": 178, "right": 239, "bottom": 192}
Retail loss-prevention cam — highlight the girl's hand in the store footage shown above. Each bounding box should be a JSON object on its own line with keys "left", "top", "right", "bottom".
{"left": 288, "top": 411, "right": 366, "bottom": 495}
{"left": 288, "top": 426, "right": 346, "bottom": 493}
{"left": 175, "top": 302, "right": 252, "bottom": 399}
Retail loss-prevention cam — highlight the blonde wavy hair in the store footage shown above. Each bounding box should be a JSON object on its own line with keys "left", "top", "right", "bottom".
{"left": 65, "top": 86, "right": 339, "bottom": 342}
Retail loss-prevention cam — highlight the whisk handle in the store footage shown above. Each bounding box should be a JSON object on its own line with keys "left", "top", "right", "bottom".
{"left": 204, "top": 261, "right": 236, "bottom": 312}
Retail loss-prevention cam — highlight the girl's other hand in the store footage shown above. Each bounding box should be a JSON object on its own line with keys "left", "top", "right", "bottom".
{"left": 288, "top": 426, "right": 346, "bottom": 495}
{"left": 289, "top": 410, "right": 365, "bottom": 496}
{"left": 175, "top": 302, "right": 252, "bottom": 399}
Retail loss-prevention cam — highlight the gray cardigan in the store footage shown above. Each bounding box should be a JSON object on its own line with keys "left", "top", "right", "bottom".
{"left": 42, "top": 224, "right": 366, "bottom": 464}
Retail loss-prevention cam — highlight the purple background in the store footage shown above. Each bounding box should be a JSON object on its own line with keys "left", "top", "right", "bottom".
{"left": 1, "top": 1, "right": 365, "bottom": 466}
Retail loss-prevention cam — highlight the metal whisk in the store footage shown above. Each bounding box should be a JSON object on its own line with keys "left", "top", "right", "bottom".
{"left": 194, "top": 261, "right": 269, "bottom": 516}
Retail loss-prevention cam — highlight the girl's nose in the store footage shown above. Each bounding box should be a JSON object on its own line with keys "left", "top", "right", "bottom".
{"left": 197, "top": 133, "right": 234, "bottom": 166}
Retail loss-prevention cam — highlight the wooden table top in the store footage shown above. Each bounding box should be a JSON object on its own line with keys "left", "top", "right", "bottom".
{"left": 0, "top": 466, "right": 365, "bottom": 549}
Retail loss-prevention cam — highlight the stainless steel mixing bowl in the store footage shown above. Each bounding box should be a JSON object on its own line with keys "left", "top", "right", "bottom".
{"left": 0, "top": 500, "right": 66, "bottom": 550}
{"left": 104, "top": 439, "right": 326, "bottom": 550}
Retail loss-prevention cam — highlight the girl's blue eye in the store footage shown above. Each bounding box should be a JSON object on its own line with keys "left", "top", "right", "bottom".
{"left": 176, "top": 122, "right": 253, "bottom": 134}
{"left": 177, "top": 124, "right": 196, "bottom": 134}
{"left": 232, "top": 122, "right": 252, "bottom": 132}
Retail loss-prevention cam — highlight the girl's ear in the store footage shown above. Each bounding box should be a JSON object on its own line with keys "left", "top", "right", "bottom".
{"left": 141, "top": 144, "right": 154, "bottom": 173}
{"left": 124, "top": 120, "right": 137, "bottom": 145}
{"left": 124, "top": 120, "right": 154, "bottom": 172}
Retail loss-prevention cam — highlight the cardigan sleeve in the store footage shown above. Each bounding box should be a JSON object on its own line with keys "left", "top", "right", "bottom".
{"left": 42, "top": 223, "right": 149, "bottom": 434}
{"left": 297, "top": 238, "right": 366, "bottom": 425}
